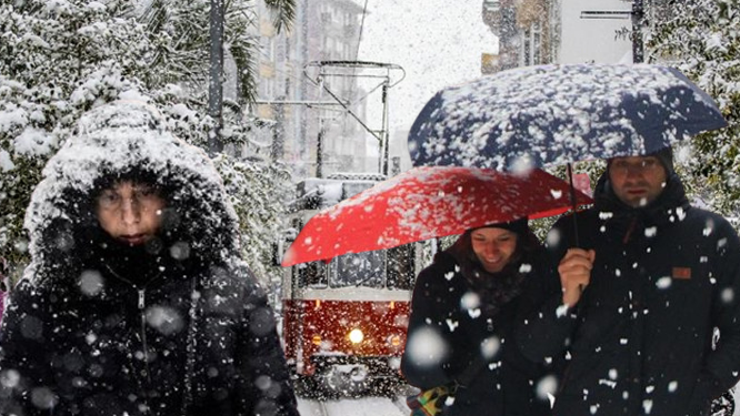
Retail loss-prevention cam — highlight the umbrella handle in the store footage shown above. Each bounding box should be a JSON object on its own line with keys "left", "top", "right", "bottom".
{"left": 567, "top": 164, "right": 586, "bottom": 294}
{"left": 567, "top": 163, "right": 581, "bottom": 248}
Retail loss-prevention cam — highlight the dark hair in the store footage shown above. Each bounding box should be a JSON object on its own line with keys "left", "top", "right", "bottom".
{"left": 445, "top": 221, "right": 540, "bottom": 283}
{"left": 607, "top": 147, "right": 674, "bottom": 176}
{"left": 90, "top": 168, "right": 168, "bottom": 203}
{"left": 69, "top": 168, "right": 176, "bottom": 261}
{"left": 443, "top": 222, "right": 541, "bottom": 317}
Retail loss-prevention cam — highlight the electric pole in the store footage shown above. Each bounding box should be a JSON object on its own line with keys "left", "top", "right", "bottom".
{"left": 208, "top": 0, "right": 224, "bottom": 155}
{"left": 631, "top": 0, "right": 645, "bottom": 63}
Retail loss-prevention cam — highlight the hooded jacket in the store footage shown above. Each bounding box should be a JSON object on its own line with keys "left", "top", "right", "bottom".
{"left": 401, "top": 231, "right": 553, "bottom": 416}
{"left": 517, "top": 171, "right": 740, "bottom": 416}
{"left": 0, "top": 101, "right": 299, "bottom": 416}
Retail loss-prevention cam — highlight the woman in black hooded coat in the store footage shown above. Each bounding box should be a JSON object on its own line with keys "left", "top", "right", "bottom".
{"left": 401, "top": 219, "right": 553, "bottom": 416}
{"left": 0, "top": 101, "right": 299, "bottom": 416}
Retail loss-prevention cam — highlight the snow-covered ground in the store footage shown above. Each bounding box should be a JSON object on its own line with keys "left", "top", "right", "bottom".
{"left": 298, "top": 390, "right": 740, "bottom": 416}
{"left": 295, "top": 387, "right": 740, "bottom": 416}
{"left": 297, "top": 396, "right": 410, "bottom": 416}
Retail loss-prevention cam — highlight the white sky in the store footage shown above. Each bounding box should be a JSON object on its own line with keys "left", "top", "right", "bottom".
{"left": 356, "top": 0, "right": 499, "bottom": 167}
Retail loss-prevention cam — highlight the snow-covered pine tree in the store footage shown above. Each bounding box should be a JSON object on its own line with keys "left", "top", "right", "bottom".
{"left": 0, "top": 0, "right": 151, "bottom": 278}
{"left": 645, "top": 0, "right": 740, "bottom": 223}
{"left": 0, "top": 0, "right": 296, "bottom": 288}
{"left": 141, "top": 0, "right": 293, "bottom": 103}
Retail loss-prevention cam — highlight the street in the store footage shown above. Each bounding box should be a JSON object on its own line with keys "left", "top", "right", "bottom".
{"left": 297, "top": 396, "right": 410, "bottom": 416}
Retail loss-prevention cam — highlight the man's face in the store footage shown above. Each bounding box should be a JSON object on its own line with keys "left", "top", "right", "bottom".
{"left": 608, "top": 155, "right": 668, "bottom": 208}
{"left": 95, "top": 181, "right": 166, "bottom": 246}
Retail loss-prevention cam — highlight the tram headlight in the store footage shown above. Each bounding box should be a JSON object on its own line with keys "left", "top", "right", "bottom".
{"left": 389, "top": 335, "right": 401, "bottom": 346}
{"left": 348, "top": 328, "right": 364, "bottom": 344}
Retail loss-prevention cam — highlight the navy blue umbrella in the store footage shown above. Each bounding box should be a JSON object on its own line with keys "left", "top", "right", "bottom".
{"left": 408, "top": 63, "right": 727, "bottom": 247}
{"left": 408, "top": 63, "right": 727, "bottom": 172}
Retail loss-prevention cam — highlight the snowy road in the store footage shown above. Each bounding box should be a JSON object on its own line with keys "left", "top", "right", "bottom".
{"left": 297, "top": 396, "right": 410, "bottom": 416}
{"left": 294, "top": 387, "right": 740, "bottom": 415}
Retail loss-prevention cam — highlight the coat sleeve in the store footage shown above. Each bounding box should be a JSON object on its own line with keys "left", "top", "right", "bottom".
{"left": 233, "top": 266, "right": 299, "bottom": 416}
{"left": 702, "top": 219, "right": 740, "bottom": 399}
{"left": 400, "top": 262, "right": 462, "bottom": 390}
{"left": 514, "top": 220, "right": 581, "bottom": 364}
{"left": 0, "top": 279, "right": 58, "bottom": 416}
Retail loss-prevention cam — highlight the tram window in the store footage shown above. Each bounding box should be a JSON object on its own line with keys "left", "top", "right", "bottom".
{"left": 296, "top": 262, "right": 328, "bottom": 287}
{"left": 387, "top": 244, "right": 415, "bottom": 290}
{"left": 332, "top": 251, "right": 385, "bottom": 287}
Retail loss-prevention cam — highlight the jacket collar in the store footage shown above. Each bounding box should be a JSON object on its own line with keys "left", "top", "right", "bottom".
{"left": 592, "top": 171, "right": 691, "bottom": 243}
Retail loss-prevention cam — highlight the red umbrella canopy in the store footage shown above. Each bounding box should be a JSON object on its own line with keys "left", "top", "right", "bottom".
{"left": 281, "top": 166, "right": 592, "bottom": 267}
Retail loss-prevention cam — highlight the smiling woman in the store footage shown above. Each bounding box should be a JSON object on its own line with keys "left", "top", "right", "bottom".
{"left": 401, "top": 218, "right": 554, "bottom": 416}
{"left": 470, "top": 227, "right": 518, "bottom": 273}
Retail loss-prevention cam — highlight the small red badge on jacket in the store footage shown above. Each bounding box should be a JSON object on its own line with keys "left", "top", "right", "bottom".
{"left": 672, "top": 267, "right": 692, "bottom": 280}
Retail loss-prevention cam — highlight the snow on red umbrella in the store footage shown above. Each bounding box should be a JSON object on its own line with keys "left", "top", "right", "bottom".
{"left": 281, "top": 166, "right": 592, "bottom": 267}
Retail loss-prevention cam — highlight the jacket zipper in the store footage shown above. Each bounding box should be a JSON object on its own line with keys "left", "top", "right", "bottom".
{"left": 138, "top": 288, "right": 152, "bottom": 386}
{"left": 138, "top": 289, "right": 145, "bottom": 309}
{"left": 103, "top": 265, "right": 159, "bottom": 388}
{"left": 104, "top": 265, "right": 199, "bottom": 415}
{"left": 622, "top": 217, "right": 637, "bottom": 244}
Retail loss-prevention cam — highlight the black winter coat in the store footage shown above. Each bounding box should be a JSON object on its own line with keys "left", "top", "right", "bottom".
{"left": 401, "top": 251, "right": 552, "bottom": 416}
{"left": 0, "top": 254, "right": 295, "bottom": 416}
{"left": 517, "top": 173, "right": 740, "bottom": 416}
{"left": 0, "top": 102, "right": 298, "bottom": 416}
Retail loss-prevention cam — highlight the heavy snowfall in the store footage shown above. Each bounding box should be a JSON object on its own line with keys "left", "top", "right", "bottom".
{"left": 1, "top": 0, "right": 740, "bottom": 416}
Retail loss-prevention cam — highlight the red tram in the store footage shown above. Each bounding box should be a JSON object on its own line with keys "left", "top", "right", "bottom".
{"left": 280, "top": 173, "right": 420, "bottom": 394}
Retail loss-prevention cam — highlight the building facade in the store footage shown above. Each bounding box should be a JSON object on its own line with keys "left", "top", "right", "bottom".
{"left": 252, "top": 0, "right": 370, "bottom": 179}
{"left": 483, "top": 0, "right": 639, "bottom": 73}
{"left": 482, "top": 0, "right": 555, "bottom": 74}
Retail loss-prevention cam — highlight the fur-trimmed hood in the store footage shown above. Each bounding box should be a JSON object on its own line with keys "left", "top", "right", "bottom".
{"left": 24, "top": 100, "right": 240, "bottom": 282}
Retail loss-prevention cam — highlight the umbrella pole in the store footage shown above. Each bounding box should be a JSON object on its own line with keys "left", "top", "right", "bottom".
{"left": 567, "top": 163, "right": 580, "bottom": 248}
{"left": 567, "top": 163, "right": 587, "bottom": 295}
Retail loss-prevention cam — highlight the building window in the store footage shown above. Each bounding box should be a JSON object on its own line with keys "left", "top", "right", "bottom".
{"left": 483, "top": 0, "right": 500, "bottom": 12}
{"left": 322, "top": 35, "right": 328, "bottom": 51}
{"left": 261, "top": 36, "right": 275, "bottom": 62}
{"left": 284, "top": 35, "right": 291, "bottom": 61}
{"left": 521, "top": 21, "right": 542, "bottom": 66}
{"left": 262, "top": 77, "right": 275, "bottom": 99}
{"left": 532, "top": 22, "right": 542, "bottom": 64}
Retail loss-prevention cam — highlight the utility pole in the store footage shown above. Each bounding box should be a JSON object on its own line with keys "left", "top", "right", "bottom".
{"left": 270, "top": 98, "right": 286, "bottom": 162}
{"left": 208, "top": 0, "right": 224, "bottom": 156}
{"left": 316, "top": 125, "right": 325, "bottom": 178}
{"left": 631, "top": 0, "right": 645, "bottom": 63}
{"left": 380, "top": 81, "right": 390, "bottom": 176}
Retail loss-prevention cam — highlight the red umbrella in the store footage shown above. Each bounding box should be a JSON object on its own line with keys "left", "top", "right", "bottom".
{"left": 281, "top": 166, "right": 592, "bottom": 267}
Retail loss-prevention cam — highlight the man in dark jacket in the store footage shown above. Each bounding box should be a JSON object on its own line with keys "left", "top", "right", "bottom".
{"left": 0, "top": 101, "right": 299, "bottom": 416}
{"left": 518, "top": 148, "right": 740, "bottom": 416}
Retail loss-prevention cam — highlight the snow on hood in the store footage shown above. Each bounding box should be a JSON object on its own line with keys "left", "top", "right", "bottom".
{"left": 408, "top": 63, "right": 727, "bottom": 171}
{"left": 24, "top": 100, "right": 240, "bottom": 275}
